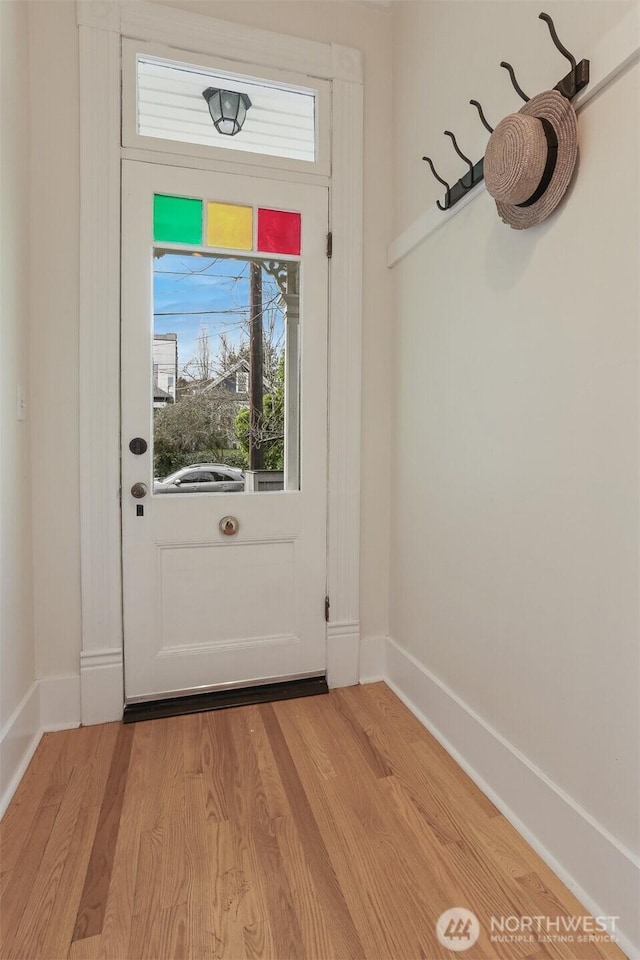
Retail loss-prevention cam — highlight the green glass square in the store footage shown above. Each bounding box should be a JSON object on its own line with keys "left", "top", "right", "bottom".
{"left": 153, "top": 194, "right": 202, "bottom": 245}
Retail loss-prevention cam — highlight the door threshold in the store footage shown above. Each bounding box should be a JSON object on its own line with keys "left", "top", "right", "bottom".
{"left": 122, "top": 675, "right": 328, "bottom": 723}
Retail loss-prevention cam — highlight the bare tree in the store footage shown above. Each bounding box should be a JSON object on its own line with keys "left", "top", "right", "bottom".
{"left": 183, "top": 323, "right": 216, "bottom": 383}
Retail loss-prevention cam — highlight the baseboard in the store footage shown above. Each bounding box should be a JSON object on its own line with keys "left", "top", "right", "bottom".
{"left": 326, "top": 620, "right": 360, "bottom": 688}
{"left": 359, "top": 633, "right": 387, "bottom": 683}
{"left": 0, "top": 682, "right": 42, "bottom": 819}
{"left": 40, "top": 674, "right": 82, "bottom": 731}
{"left": 80, "top": 648, "right": 124, "bottom": 725}
{"left": 0, "top": 674, "right": 84, "bottom": 819}
{"left": 384, "top": 637, "right": 640, "bottom": 959}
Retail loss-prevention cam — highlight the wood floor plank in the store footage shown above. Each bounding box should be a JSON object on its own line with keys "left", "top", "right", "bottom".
{"left": 0, "top": 731, "right": 65, "bottom": 873}
{"left": 310, "top": 746, "right": 462, "bottom": 958}
{"left": 183, "top": 775, "right": 226, "bottom": 960}
{"left": 0, "top": 802, "right": 60, "bottom": 956}
{"left": 72, "top": 722, "right": 135, "bottom": 942}
{"left": 348, "top": 681, "right": 501, "bottom": 824}
{"left": 264, "top": 702, "right": 365, "bottom": 959}
{"left": 183, "top": 712, "right": 204, "bottom": 778}
{"left": 126, "top": 824, "right": 165, "bottom": 958}
{"left": 273, "top": 814, "right": 339, "bottom": 960}
{"left": 362, "top": 680, "right": 430, "bottom": 742}
{"left": 51, "top": 725, "right": 104, "bottom": 788}
{"left": 206, "top": 818, "right": 250, "bottom": 958}
{"left": 244, "top": 920, "right": 276, "bottom": 960}
{"left": 272, "top": 696, "right": 337, "bottom": 783}
{"left": 329, "top": 688, "right": 392, "bottom": 780}
{"left": 6, "top": 764, "right": 88, "bottom": 959}
{"left": 68, "top": 934, "right": 102, "bottom": 959}
{"left": 154, "top": 902, "right": 189, "bottom": 960}
{"left": 205, "top": 711, "right": 264, "bottom": 928}
{"left": 127, "top": 719, "right": 181, "bottom": 959}
{"left": 97, "top": 722, "right": 152, "bottom": 960}
{"left": 158, "top": 716, "right": 189, "bottom": 911}
{"left": 341, "top": 682, "right": 495, "bottom": 842}
{"left": 40, "top": 803, "right": 101, "bottom": 960}
{"left": 230, "top": 705, "right": 306, "bottom": 960}
{"left": 82, "top": 723, "right": 120, "bottom": 809}
{"left": 243, "top": 705, "right": 290, "bottom": 820}
{"left": 199, "top": 711, "right": 231, "bottom": 823}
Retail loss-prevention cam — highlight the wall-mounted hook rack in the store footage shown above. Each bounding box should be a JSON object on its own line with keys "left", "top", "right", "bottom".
{"left": 422, "top": 10, "right": 590, "bottom": 213}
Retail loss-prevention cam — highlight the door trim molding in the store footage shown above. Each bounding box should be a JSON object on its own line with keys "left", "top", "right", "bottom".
{"left": 77, "top": 1, "right": 363, "bottom": 722}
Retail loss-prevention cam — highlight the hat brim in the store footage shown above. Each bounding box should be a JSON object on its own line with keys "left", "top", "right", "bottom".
{"left": 494, "top": 90, "right": 578, "bottom": 230}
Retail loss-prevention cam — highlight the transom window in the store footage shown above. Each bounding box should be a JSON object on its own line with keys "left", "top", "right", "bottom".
{"left": 123, "top": 40, "right": 328, "bottom": 170}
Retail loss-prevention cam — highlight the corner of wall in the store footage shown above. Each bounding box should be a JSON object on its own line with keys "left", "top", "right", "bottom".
{"left": 0, "top": 0, "right": 37, "bottom": 775}
{"left": 358, "top": 633, "right": 387, "bottom": 683}
{"left": 0, "top": 675, "right": 81, "bottom": 820}
{"left": 0, "top": 684, "right": 41, "bottom": 820}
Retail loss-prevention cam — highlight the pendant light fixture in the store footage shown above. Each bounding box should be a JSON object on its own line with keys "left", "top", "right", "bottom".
{"left": 202, "top": 88, "right": 252, "bottom": 136}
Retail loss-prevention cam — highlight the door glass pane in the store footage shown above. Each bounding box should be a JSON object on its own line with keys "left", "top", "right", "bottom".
{"left": 152, "top": 250, "right": 300, "bottom": 494}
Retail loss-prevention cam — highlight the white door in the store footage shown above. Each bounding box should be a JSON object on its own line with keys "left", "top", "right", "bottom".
{"left": 121, "top": 160, "right": 329, "bottom": 702}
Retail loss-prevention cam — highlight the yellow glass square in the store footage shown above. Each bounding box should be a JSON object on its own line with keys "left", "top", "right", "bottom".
{"left": 207, "top": 202, "right": 253, "bottom": 251}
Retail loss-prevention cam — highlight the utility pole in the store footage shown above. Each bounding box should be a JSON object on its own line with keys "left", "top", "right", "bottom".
{"left": 249, "top": 261, "right": 264, "bottom": 470}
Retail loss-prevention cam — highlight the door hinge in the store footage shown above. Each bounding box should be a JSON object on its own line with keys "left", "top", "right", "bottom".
{"left": 326, "top": 232, "right": 332, "bottom": 259}
{"left": 324, "top": 595, "right": 330, "bottom": 622}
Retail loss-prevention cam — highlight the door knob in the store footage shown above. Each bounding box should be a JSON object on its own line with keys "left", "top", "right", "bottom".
{"left": 131, "top": 482, "right": 147, "bottom": 499}
{"left": 220, "top": 516, "right": 239, "bottom": 536}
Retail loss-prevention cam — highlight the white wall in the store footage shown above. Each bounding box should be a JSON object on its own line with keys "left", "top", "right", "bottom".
{"left": 0, "top": 0, "right": 38, "bottom": 796}
{"left": 1, "top": 1, "right": 36, "bottom": 731}
{"left": 26, "top": 0, "right": 393, "bottom": 686}
{"left": 29, "top": 0, "right": 82, "bottom": 680}
{"left": 389, "top": 0, "right": 639, "bottom": 947}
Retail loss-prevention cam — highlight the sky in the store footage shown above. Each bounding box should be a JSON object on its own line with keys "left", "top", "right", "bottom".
{"left": 153, "top": 251, "right": 284, "bottom": 378}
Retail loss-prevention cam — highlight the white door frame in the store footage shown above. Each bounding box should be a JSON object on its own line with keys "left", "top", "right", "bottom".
{"left": 76, "top": 0, "right": 363, "bottom": 724}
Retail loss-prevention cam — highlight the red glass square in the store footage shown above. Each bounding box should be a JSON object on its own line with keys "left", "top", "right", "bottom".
{"left": 257, "top": 208, "right": 301, "bottom": 255}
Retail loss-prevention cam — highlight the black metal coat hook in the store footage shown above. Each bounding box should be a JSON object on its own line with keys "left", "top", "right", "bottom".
{"left": 470, "top": 100, "right": 494, "bottom": 134}
{"left": 421, "top": 9, "right": 590, "bottom": 214}
{"left": 539, "top": 12, "right": 589, "bottom": 98}
{"left": 444, "top": 131, "right": 475, "bottom": 189}
{"left": 539, "top": 12, "right": 575, "bottom": 70}
{"left": 500, "top": 61, "right": 530, "bottom": 102}
{"left": 422, "top": 156, "right": 451, "bottom": 210}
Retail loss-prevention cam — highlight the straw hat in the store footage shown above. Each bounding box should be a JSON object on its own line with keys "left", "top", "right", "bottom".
{"left": 483, "top": 90, "right": 578, "bottom": 230}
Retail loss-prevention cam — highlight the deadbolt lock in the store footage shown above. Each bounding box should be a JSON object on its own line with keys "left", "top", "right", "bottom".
{"left": 129, "top": 437, "right": 148, "bottom": 455}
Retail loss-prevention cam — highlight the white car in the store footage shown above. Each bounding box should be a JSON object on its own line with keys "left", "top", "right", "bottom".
{"left": 154, "top": 464, "right": 245, "bottom": 494}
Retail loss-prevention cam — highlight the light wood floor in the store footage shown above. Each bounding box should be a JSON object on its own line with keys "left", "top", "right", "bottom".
{"left": 0, "top": 684, "right": 627, "bottom": 960}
